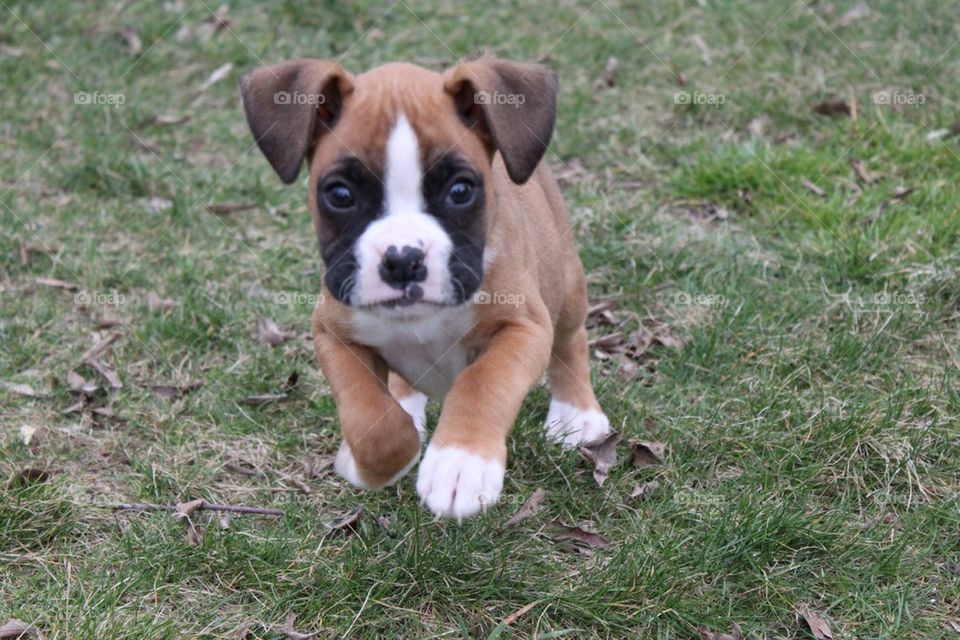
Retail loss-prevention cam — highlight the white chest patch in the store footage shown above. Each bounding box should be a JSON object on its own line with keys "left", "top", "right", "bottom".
{"left": 351, "top": 305, "right": 476, "bottom": 400}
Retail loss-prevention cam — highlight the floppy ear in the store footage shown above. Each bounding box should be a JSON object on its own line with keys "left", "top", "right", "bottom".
{"left": 239, "top": 59, "right": 354, "bottom": 184}
{"left": 443, "top": 58, "right": 558, "bottom": 184}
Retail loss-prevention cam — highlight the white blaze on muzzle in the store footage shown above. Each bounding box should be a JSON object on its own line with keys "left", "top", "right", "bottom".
{"left": 352, "top": 113, "right": 453, "bottom": 307}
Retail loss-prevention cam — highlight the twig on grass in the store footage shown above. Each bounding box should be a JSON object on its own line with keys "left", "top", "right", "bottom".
{"left": 80, "top": 332, "right": 122, "bottom": 362}
{"left": 110, "top": 501, "right": 284, "bottom": 516}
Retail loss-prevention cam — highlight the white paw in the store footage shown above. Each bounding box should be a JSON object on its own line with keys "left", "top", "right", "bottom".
{"left": 544, "top": 398, "right": 611, "bottom": 449}
{"left": 397, "top": 391, "right": 428, "bottom": 442}
{"left": 416, "top": 445, "right": 504, "bottom": 521}
{"left": 335, "top": 440, "right": 419, "bottom": 489}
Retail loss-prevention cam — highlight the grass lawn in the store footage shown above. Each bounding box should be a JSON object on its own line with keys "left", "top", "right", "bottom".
{"left": 2, "top": 0, "right": 959, "bottom": 637}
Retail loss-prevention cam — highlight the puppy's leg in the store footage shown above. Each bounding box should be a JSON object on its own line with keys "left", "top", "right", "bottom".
{"left": 417, "top": 320, "right": 552, "bottom": 520}
{"left": 545, "top": 324, "right": 611, "bottom": 448}
{"left": 315, "top": 331, "right": 421, "bottom": 489}
{"left": 388, "top": 372, "right": 428, "bottom": 443}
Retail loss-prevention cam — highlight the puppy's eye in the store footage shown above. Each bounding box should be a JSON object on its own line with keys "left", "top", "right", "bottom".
{"left": 324, "top": 183, "right": 355, "bottom": 210}
{"left": 446, "top": 180, "right": 475, "bottom": 207}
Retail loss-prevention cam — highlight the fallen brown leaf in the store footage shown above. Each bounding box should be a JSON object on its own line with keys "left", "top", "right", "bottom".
{"left": 801, "top": 608, "right": 834, "bottom": 639}
{"left": 282, "top": 371, "right": 300, "bottom": 393}
{"left": 80, "top": 332, "right": 121, "bottom": 362}
{"left": 501, "top": 601, "right": 541, "bottom": 627}
{"left": 580, "top": 432, "right": 622, "bottom": 487}
{"left": 257, "top": 318, "right": 297, "bottom": 347}
{"left": 680, "top": 202, "right": 729, "bottom": 222}
{"left": 631, "top": 441, "right": 666, "bottom": 468}
{"left": 67, "top": 371, "right": 87, "bottom": 391}
{"left": 654, "top": 330, "right": 684, "bottom": 350}
{"left": 86, "top": 357, "right": 122, "bottom": 389}
{"left": 67, "top": 370, "right": 97, "bottom": 396}
{"left": 593, "top": 348, "right": 612, "bottom": 361}
{"left": 587, "top": 300, "right": 616, "bottom": 317}
{"left": 61, "top": 400, "right": 85, "bottom": 415}
{"left": 329, "top": 508, "right": 363, "bottom": 536}
{"left": 588, "top": 332, "right": 624, "bottom": 350}
{"left": 617, "top": 359, "right": 641, "bottom": 382}
{"left": 146, "top": 292, "right": 176, "bottom": 312}
{"left": 552, "top": 524, "right": 612, "bottom": 551}
{"left": 277, "top": 611, "right": 320, "bottom": 640}
{"left": 586, "top": 300, "right": 619, "bottom": 327}
{"left": 944, "top": 620, "right": 960, "bottom": 633}
{"left": 282, "top": 475, "right": 312, "bottom": 494}
{"left": 36, "top": 277, "right": 78, "bottom": 291}
{"left": 151, "top": 381, "right": 203, "bottom": 400}
{"left": 144, "top": 196, "right": 173, "bottom": 214}
{"left": 851, "top": 159, "right": 879, "bottom": 184}
{"left": 207, "top": 202, "right": 257, "bottom": 215}
{"left": 627, "top": 479, "right": 661, "bottom": 502}
{"left": 838, "top": 2, "right": 870, "bottom": 26}
{"left": 553, "top": 157, "right": 592, "bottom": 189}
{"left": 132, "top": 134, "right": 161, "bottom": 155}
{"left": 505, "top": 487, "right": 546, "bottom": 528}
{"left": 90, "top": 406, "right": 117, "bottom": 426}
{"left": 200, "top": 62, "right": 233, "bottom": 90}
{"left": 746, "top": 115, "right": 770, "bottom": 139}
{"left": 184, "top": 524, "right": 203, "bottom": 546}
{"left": 801, "top": 178, "right": 827, "bottom": 197}
{"left": 18, "top": 425, "right": 38, "bottom": 446}
{"left": 94, "top": 311, "right": 122, "bottom": 329}
{"left": 698, "top": 622, "right": 743, "bottom": 640}
{"left": 1, "top": 381, "right": 37, "bottom": 397}
{"left": 153, "top": 113, "right": 191, "bottom": 126}
{"left": 892, "top": 186, "right": 914, "bottom": 200}
{"left": 18, "top": 241, "right": 47, "bottom": 266}
{"left": 175, "top": 498, "right": 203, "bottom": 520}
{"left": 598, "top": 56, "right": 618, "bottom": 88}
{"left": 0, "top": 618, "right": 39, "bottom": 639}
{"left": 205, "top": 4, "right": 232, "bottom": 32}
{"left": 118, "top": 27, "right": 142, "bottom": 55}
{"left": 224, "top": 461, "right": 259, "bottom": 477}
{"left": 812, "top": 99, "right": 851, "bottom": 118}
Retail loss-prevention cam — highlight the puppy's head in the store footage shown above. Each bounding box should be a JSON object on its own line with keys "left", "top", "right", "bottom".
{"left": 240, "top": 57, "right": 557, "bottom": 316}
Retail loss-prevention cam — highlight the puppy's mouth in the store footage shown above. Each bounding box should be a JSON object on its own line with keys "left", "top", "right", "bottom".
{"left": 357, "top": 285, "right": 452, "bottom": 312}
{"left": 379, "top": 284, "right": 427, "bottom": 308}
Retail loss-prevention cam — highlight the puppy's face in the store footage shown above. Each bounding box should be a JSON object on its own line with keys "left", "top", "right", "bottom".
{"left": 240, "top": 59, "right": 557, "bottom": 316}
{"left": 308, "top": 66, "right": 489, "bottom": 315}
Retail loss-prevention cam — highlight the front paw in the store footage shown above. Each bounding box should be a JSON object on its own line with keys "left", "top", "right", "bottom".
{"left": 416, "top": 444, "right": 504, "bottom": 521}
{"left": 544, "top": 398, "right": 611, "bottom": 448}
{"left": 335, "top": 402, "right": 422, "bottom": 489}
{"left": 335, "top": 440, "right": 419, "bottom": 490}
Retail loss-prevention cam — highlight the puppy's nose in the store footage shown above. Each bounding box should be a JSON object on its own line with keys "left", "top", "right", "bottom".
{"left": 379, "top": 245, "right": 427, "bottom": 289}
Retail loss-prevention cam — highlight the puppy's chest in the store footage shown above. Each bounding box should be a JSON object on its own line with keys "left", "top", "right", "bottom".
{"left": 351, "top": 307, "right": 476, "bottom": 399}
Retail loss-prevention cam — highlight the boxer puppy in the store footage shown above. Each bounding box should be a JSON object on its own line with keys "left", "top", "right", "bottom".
{"left": 240, "top": 57, "right": 610, "bottom": 520}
